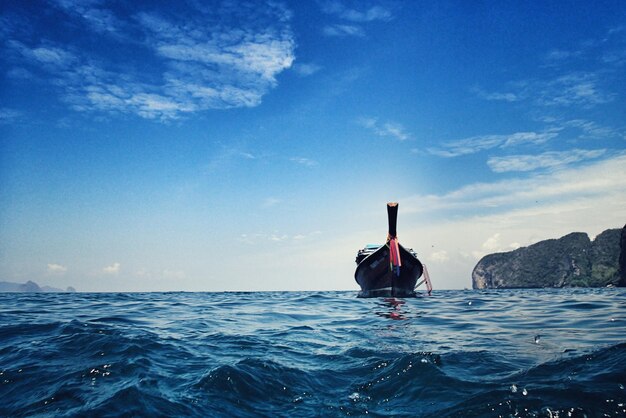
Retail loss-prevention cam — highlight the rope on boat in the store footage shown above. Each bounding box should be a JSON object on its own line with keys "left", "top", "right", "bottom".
{"left": 388, "top": 236, "right": 401, "bottom": 277}
{"left": 423, "top": 264, "right": 433, "bottom": 295}
{"left": 416, "top": 264, "right": 433, "bottom": 295}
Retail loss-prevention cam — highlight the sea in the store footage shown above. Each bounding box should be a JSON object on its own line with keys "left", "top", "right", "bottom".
{"left": 1, "top": 288, "right": 625, "bottom": 417}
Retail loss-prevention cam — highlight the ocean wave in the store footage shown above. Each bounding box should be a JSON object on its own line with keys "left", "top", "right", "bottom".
{"left": 1, "top": 290, "right": 625, "bottom": 417}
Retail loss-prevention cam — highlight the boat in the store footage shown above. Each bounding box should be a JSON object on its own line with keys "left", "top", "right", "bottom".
{"left": 354, "top": 202, "right": 432, "bottom": 297}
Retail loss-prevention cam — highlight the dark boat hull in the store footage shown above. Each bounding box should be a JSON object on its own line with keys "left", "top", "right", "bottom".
{"left": 355, "top": 244, "right": 423, "bottom": 298}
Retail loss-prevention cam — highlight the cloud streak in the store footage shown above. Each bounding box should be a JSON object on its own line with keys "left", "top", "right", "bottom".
{"left": 323, "top": 24, "right": 365, "bottom": 37}
{"left": 290, "top": 157, "right": 319, "bottom": 167}
{"left": 487, "top": 149, "right": 607, "bottom": 173}
{"left": 320, "top": 1, "right": 392, "bottom": 22}
{"left": 359, "top": 117, "right": 411, "bottom": 141}
{"left": 428, "top": 130, "right": 559, "bottom": 157}
{"left": 320, "top": 1, "right": 392, "bottom": 37}
{"left": 475, "top": 27, "right": 626, "bottom": 110}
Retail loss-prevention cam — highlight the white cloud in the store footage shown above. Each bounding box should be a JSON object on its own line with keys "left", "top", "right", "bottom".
{"left": 293, "top": 62, "right": 322, "bottom": 77}
{"left": 290, "top": 157, "right": 318, "bottom": 167}
{"left": 240, "top": 152, "right": 256, "bottom": 159}
{"left": 471, "top": 233, "right": 517, "bottom": 259}
{"left": 270, "top": 234, "right": 289, "bottom": 242}
{"left": 4, "top": 2, "right": 296, "bottom": 120}
{"left": 429, "top": 250, "right": 449, "bottom": 263}
{"left": 428, "top": 130, "right": 558, "bottom": 157}
{"left": 359, "top": 117, "right": 411, "bottom": 141}
{"left": 477, "top": 72, "right": 615, "bottom": 110}
{"left": 52, "top": 0, "right": 126, "bottom": 36}
{"left": 482, "top": 233, "right": 502, "bottom": 252}
{"left": 47, "top": 263, "right": 67, "bottom": 274}
{"left": 320, "top": 1, "right": 392, "bottom": 22}
{"left": 323, "top": 24, "right": 365, "bottom": 37}
{"left": 102, "top": 262, "right": 121, "bottom": 275}
{"left": 538, "top": 72, "right": 614, "bottom": 107}
{"left": 472, "top": 86, "right": 520, "bottom": 102}
{"left": 487, "top": 149, "right": 606, "bottom": 173}
{"left": 476, "top": 28, "right": 625, "bottom": 111}
{"left": 239, "top": 230, "right": 322, "bottom": 245}
{"left": 8, "top": 40, "right": 77, "bottom": 69}
{"left": 561, "top": 119, "right": 618, "bottom": 139}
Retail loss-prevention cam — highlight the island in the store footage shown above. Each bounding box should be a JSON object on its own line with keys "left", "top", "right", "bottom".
{"left": 0, "top": 280, "right": 77, "bottom": 293}
{"left": 472, "top": 225, "right": 626, "bottom": 289}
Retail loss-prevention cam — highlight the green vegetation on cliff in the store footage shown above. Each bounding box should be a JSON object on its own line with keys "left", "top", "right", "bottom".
{"left": 472, "top": 227, "right": 624, "bottom": 289}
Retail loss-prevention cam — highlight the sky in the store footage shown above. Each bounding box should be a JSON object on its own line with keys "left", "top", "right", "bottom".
{"left": 1, "top": 0, "right": 625, "bottom": 292}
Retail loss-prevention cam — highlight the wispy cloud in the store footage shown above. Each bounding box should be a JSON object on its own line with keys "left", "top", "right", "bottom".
{"left": 320, "top": 1, "right": 392, "bottom": 37}
{"left": 8, "top": 40, "right": 78, "bottom": 69}
{"left": 102, "top": 262, "right": 121, "bottom": 275}
{"left": 470, "top": 234, "right": 522, "bottom": 260}
{"left": 471, "top": 86, "right": 520, "bottom": 102}
{"left": 476, "top": 27, "right": 625, "bottom": 110}
{"left": 47, "top": 263, "right": 67, "bottom": 274}
{"left": 476, "top": 72, "right": 614, "bottom": 109}
{"left": 428, "top": 130, "right": 558, "bottom": 157}
{"left": 359, "top": 117, "right": 411, "bottom": 141}
{"left": 239, "top": 230, "right": 322, "bottom": 245}
{"left": 3, "top": 2, "right": 296, "bottom": 120}
{"left": 292, "top": 62, "right": 322, "bottom": 76}
{"left": 429, "top": 250, "right": 449, "bottom": 263}
{"left": 52, "top": 0, "right": 126, "bottom": 35}
{"left": 0, "top": 108, "right": 22, "bottom": 124}
{"left": 290, "top": 157, "right": 318, "bottom": 167}
{"left": 323, "top": 24, "right": 365, "bottom": 37}
{"left": 487, "top": 149, "right": 607, "bottom": 173}
{"left": 320, "top": 1, "right": 392, "bottom": 22}
{"left": 561, "top": 119, "right": 618, "bottom": 139}
{"left": 537, "top": 72, "right": 614, "bottom": 107}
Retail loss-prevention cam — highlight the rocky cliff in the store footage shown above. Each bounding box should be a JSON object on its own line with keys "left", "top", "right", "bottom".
{"left": 472, "top": 226, "right": 624, "bottom": 289}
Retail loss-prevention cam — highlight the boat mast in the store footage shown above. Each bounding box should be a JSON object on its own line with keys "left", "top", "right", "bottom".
{"left": 387, "top": 202, "right": 398, "bottom": 240}
{"left": 387, "top": 202, "right": 401, "bottom": 277}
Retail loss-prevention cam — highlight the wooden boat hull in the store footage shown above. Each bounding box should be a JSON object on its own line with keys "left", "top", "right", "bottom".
{"left": 355, "top": 243, "right": 423, "bottom": 298}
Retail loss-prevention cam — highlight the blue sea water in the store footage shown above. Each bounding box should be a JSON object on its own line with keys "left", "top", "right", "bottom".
{"left": 1, "top": 289, "right": 625, "bottom": 417}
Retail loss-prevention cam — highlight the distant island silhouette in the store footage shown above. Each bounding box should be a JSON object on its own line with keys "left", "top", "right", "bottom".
{"left": 0, "top": 280, "right": 76, "bottom": 293}
{"left": 473, "top": 225, "right": 626, "bottom": 289}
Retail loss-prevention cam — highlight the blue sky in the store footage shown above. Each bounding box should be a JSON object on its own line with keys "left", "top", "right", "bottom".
{"left": 1, "top": 0, "right": 625, "bottom": 291}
